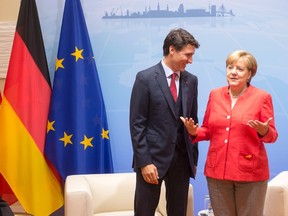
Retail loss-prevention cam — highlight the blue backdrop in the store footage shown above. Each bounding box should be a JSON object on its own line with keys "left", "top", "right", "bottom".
{"left": 37, "top": 0, "right": 288, "bottom": 214}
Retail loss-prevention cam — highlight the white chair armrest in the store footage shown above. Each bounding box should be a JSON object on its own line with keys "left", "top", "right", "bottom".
{"left": 264, "top": 171, "right": 288, "bottom": 216}
{"left": 187, "top": 184, "right": 194, "bottom": 216}
{"left": 65, "top": 175, "right": 94, "bottom": 216}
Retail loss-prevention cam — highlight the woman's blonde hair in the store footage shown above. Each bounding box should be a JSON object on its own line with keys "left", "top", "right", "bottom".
{"left": 226, "top": 50, "right": 257, "bottom": 84}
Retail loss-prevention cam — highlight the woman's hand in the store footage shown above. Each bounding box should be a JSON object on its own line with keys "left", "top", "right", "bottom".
{"left": 247, "top": 117, "right": 272, "bottom": 136}
{"left": 180, "top": 116, "right": 198, "bottom": 136}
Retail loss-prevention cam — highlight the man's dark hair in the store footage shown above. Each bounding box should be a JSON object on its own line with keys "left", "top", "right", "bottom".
{"left": 163, "top": 28, "right": 200, "bottom": 56}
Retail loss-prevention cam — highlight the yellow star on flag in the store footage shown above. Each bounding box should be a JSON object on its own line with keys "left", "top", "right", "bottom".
{"left": 47, "top": 120, "right": 55, "bottom": 133}
{"left": 80, "top": 135, "right": 94, "bottom": 150}
{"left": 55, "top": 58, "right": 64, "bottom": 71}
{"left": 59, "top": 132, "right": 73, "bottom": 147}
{"left": 71, "top": 47, "right": 84, "bottom": 62}
{"left": 101, "top": 128, "right": 110, "bottom": 140}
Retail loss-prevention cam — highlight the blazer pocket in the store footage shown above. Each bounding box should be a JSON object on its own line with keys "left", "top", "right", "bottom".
{"left": 238, "top": 152, "right": 254, "bottom": 172}
{"left": 206, "top": 149, "right": 217, "bottom": 168}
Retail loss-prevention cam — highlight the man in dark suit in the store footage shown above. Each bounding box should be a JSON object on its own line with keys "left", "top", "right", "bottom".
{"left": 130, "top": 28, "right": 200, "bottom": 216}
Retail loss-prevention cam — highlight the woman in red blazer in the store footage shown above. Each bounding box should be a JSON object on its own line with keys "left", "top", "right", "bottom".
{"left": 181, "top": 50, "right": 278, "bottom": 216}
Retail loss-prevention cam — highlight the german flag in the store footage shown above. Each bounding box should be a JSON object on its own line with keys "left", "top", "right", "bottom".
{"left": 0, "top": 173, "right": 17, "bottom": 205}
{"left": 0, "top": 0, "right": 63, "bottom": 215}
{"left": 1, "top": 90, "right": 17, "bottom": 207}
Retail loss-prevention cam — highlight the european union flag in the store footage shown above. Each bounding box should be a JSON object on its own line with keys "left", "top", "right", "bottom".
{"left": 45, "top": 0, "right": 114, "bottom": 184}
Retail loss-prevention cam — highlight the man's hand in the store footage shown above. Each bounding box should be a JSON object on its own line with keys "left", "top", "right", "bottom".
{"left": 141, "top": 164, "right": 159, "bottom": 184}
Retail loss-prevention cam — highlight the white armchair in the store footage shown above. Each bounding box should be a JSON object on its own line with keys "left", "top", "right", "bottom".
{"left": 263, "top": 171, "right": 288, "bottom": 216}
{"left": 65, "top": 172, "right": 194, "bottom": 216}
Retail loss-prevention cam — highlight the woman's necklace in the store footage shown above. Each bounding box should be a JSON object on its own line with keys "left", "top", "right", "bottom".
{"left": 229, "top": 86, "right": 247, "bottom": 109}
{"left": 231, "top": 94, "right": 240, "bottom": 99}
{"left": 229, "top": 86, "right": 247, "bottom": 99}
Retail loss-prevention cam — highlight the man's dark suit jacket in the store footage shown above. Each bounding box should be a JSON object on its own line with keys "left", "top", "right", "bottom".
{"left": 130, "top": 61, "right": 199, "bottom": 179}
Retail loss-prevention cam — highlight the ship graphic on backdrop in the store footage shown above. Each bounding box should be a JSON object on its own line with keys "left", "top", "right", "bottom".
{"left": 103, "top": 2, "right": 235, "bottom": 19}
